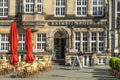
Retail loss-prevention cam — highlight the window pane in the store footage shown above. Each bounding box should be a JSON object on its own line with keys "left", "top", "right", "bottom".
{"left": 103, "top": 58, "right": 106, "bottom": 63}
{"left": 4, "top": 0, "right": 8, "bottom": 2}
{"left": 118, "top": 13, "right": 120, "bottom": 16}
{"left": 18, "top": 34, "right": 25, "bottom": 51}
{"left": 75, "top": 42, "right": 80, "bottom": 50}
{"left": 76, "top": 0, "right": 87, "bottom": 16}
{"left": 83, "top": 32, "right": 87, "bottom": 41}
{"left": 0, "top": 0, "right": 3, "bottom": 2}
{"left": 37, "top": 34, "right": 46, "bottom": 50}
{"left": 37, "top": 0, "right": 42, "bottom": 13}
{"left": 0, "top": 34, "right": 9, "bottom": 52}
{"left": 117, "top": 2, "right": 120, "bottom": 11}
{"left": 55, "top": 0, "right": 66, "bottom": 16}
{"left": 92, "top": 0, "right": 103, "bottom": 16}
{"left": 91, "top": 32, "right": 96, "bottom": 41}
{"left": 38, "top": 0, "right": 41, "bottom": 3}
{"left": 25, "top": 0, "right": 34, "bottom": 13}
{"left": 0, "top": 0, "right": 8, "bottom": 17}
{"left": 0, "top": 2, "right": 3, "bottom": 7}
{"left": 99, "top": 32, "right": 104, "bottom": 41}
{"left": 75, "top": 32, "right": 80, "bottom": 41}
{"left": 83, "top": 42, "right": 87, "bottom": 51}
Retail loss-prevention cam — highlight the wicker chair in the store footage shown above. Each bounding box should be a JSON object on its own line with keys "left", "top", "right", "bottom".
{"left": 16, "top": 66, "right": 25, "bottom": 78}
{"left": 25, "top": 65, "right": 35, "bottom": 77}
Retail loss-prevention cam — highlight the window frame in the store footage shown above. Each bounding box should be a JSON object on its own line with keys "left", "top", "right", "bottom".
{"left": 76, "top": 0, "right": 87, "bottom": 17}
{"left": 74, "top": 32, "right": 80, "bottom": 51}
{"left": 92, "top": 0, "right": 104, "bottom": 16}
{"left": 82, "top": 32, "right": 87, "bottom": 51}
{"left": 98, "top": 32, "right": 104, "bottom": 53}
{"left": 0, "top": 0, "right": 8, "bottom": 17}
{"left": 0, "top": 34, "right": 9, "bottom": 52}
{"left": 36, "top": 34, "right": 46, "bottom": 50}
{"left": 54, "top": 0, "right": 66, "bottom": 17}
{"left": 117, "top": 0, "right": 120, "bottom": 17}
{"left": 37, "top": 0, "right": 42, "bottom": 13}
{"left": 91, "top": 32, "right": 97, "bottom": 52}
{"left": 25, "top": 0, "right": 34, "bottom": 13}
{"left": 98, "top": 58, "right": 106, "bottom": 64}
{"left": 18, "top": 34, "right": 25, "bottom": 52}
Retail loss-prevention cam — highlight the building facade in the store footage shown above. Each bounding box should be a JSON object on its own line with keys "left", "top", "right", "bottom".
{"left": 0, "top": 0, "right": 110, "bottom": 67}
{"left": 110, "top": 0, "right": 120, "bottom": 57}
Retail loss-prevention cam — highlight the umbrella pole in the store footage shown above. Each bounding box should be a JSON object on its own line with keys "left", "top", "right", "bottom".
{"left": 13, "top": 66, "right": 16, "bottom": 77}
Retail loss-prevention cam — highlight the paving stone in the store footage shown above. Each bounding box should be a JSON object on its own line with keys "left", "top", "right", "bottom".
{"left": 0, "top": 65, "right": 119, "bottom": 80}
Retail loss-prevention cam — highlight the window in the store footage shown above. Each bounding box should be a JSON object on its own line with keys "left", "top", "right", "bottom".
{"left": 74, "top": 32, "right": 80, "bottom": 51}
{"left": 117, "top": 0, "right": 120, "bottom": 16}
{"left": 98, "top": 58, "right": 101, "bottom": 63}
{"left": 36, "top": 34, "right": 46, "bottom": 49}
{"left": 92, "top": 0, "right": 104, "bottom": 16}
{"left": 76, "top": 0, "right": 87, "bottom": 16}
{"left": 55, "top": 0, "right": 66, "bottom": 16}
{"left": 0, "top": 0, "right": 8, "bottom": 17}
{"left": 0, "top": 34, "right": 9, "bottom": 52}
{"left": 91, "top": 32, "right": 96, "bottom": 51}
{"left": 98, "top": 58, "right": 106, "bottom": 64}
{"left": 37, "top": 0, "right": 42, "bottom": 13}
{"left": 99, "top": 32, "right": 104, "bottom": 52}
{"left": 82, "top": 32, "right": 87, "bottom": 51}
{"left": 103, "top": 58, "right": 106, "bottom": 63}
{"left": 25, "top": 0, "right": 43, "bottom": 13}
{"left": 18, "top": 34, "right": 25, "bottom": 51}
{"left": 25, "top": 0, "right": 34, "bottom": 13}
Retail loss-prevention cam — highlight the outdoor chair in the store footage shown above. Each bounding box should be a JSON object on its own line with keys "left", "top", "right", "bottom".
{"left": 16, "top": 66, "right": 25, "bottom": 78}
{"left": 25, "top": 65, "right": 34, "bottom": 77}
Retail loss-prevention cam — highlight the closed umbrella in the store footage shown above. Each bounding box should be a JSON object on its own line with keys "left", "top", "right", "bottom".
{"left": 9, "top": 22, "right": 18, "bottom": 66}
{"left": 25, "top": 28, "right": 34, "bottom": 63}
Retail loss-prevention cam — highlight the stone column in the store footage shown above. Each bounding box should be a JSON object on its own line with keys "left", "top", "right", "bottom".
{"left": 87, "top": 30, "right": 91, "bottom": 52}
{"left": 71, "top": 29, "right": 74, "bottom": 49}
{"left": 96, "top": 32, "right": 99, "bottom": 52}
{"left": 114, "top": 0, "right": 118, "bottom": 50}
{"left": 69, "top": 36, "right": 71, "bottom": 49}
{"left": 104, "top": 28, "right": 107, "bottom": 52}
{"left": 119, "top": 29, "right": 120, "bottom": 52}
{"left": 109, "top": 0, "right": 112, "bottom": 53}
{"left": 18, "top": 55, "right": 21, "bottom": 62}
{"left": 34, "top": 0, "right": 38, "bottom": 12}
{"left": 67, "top": 0, "right": 75, "bottom": 15}
{"left": 87, "top": 0, "right": 92, "bottom": 16}
{"left": 80, "top": 32, "right": 82, "bottom": 51}
{"left": 22, "top": 0, "right": 25, "bottom": 13}
{"left": 9, "top": 0, "right": 16, "bottom": 16}
{"left": 34, "top": 0, "right": 38, "bottom": 21}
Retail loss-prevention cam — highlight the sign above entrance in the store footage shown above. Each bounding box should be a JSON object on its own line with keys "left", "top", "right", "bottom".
{"left": 48, "top": 21, "right": 107, "bottom": 26}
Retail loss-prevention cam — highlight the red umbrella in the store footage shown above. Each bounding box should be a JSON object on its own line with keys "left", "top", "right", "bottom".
{"left": 25, "top": 28, "right": 34, "bottom": 63}
{"left": 9, "top": 22, "right": 18, "bottom": 66}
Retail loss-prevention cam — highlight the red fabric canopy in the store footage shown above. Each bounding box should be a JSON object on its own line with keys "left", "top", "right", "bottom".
{"left": 9, "top": 22, "right": 18, "bottom": 66}
{"left": 25, "top": 28, "right": 34, "bottom": 63}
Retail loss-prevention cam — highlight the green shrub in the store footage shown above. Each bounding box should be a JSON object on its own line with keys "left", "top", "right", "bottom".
{"left": 109, "top": 57, "right": 120, "bottom": 70}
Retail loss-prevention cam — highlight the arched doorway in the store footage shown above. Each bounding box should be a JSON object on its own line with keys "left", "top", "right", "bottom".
{"left": 54, "top": 29, "right": 68, "bottom": 59}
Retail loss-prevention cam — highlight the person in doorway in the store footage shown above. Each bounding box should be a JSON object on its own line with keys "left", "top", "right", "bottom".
{"left": 54, "top": 49, "right": 57, "bottom": 60}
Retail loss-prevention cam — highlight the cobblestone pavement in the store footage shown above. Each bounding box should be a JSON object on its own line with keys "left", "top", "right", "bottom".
{"left": 0, "top": 65, "right": 119, "bottom": 80}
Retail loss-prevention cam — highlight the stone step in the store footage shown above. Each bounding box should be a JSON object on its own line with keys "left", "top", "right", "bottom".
{"left": 53, "top": 59, "right": 65, "bottom": 65}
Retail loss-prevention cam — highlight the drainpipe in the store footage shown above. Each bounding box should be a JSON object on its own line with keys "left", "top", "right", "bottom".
{"left": 20, "top": 0, "right": 22, "bottom": 13}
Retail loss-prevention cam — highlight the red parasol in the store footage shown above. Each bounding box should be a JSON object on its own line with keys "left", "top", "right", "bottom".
{"left": 25, "top": 28, "right": 34, "bottom": 63}
{"left": 9, "top": 22, "right": 18, "bottom": 66}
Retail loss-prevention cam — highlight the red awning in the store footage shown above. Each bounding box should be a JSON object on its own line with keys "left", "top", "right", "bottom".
{"left": 25, "top": 28, "right": 34, "bottom": 63}
{"left": 9, "top": 22, "right": 18, "bottom": 66}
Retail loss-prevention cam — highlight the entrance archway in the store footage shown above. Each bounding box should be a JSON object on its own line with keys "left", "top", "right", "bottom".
{"left": 54, "top": 29, "right": 68, "bottom": 59}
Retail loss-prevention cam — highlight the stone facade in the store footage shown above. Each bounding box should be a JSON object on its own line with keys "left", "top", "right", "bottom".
{"left": 0, "top": 0, "right": 110, "bottom": 67}
{"left": 110, "top": 0, "right": 120, "bottom": 57}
